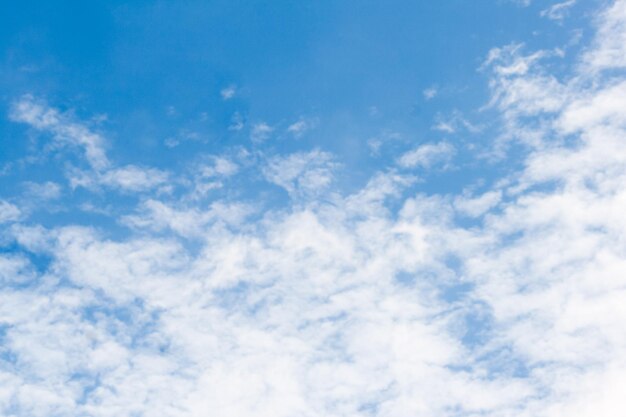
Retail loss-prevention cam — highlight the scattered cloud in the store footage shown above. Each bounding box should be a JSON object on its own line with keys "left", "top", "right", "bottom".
{"left": 9, "top": 97, "right": 172, "bottom": 194}
{"left": 582, "top": 0, "right": 626, "bottom": 72}
{"left": 397, "top": 141, "right": 455, "bottom": 169}
{"left": 454, "top": 190, "right": 502, "bottom": 217}
{"left": 0, "top": 200, "right": 21, "bottom": 223}
{"left": 287, "top": 117, "right": 317, "bottom": 138}
{"left": 164, "top": 129, "right": 203, "bottom": 148}
{"left": 251, "top": 122, "right": 273, "bottom": 143}
{"left": 263, "top": 149, "right": 337, "bottom": 197}
{"left": 123, "top": 199, "right": 251, "bottom": 237}
{"left": 100, "top": 165, "right": 170, "bottom": 192}
{"left": 3, "top": 2, "right": 626, "bottom": 416}
{"left": 540, "top": 0, "right": 577, "bottom": 21}
{"left": 228, "top": 112, "right": 245, "bottom": 131}
{"left": 188, "top": 156, "right": 240, "bottom": 198}
{"left": 10, "top": 95, "right": 110, "bottom": 170}
{"left": 23, "top": 181, "right": 62, "bottom": 200}
{"left": 432, "top": 110, "right": 482, "bottom": 134}
{"left": 199, "top": 157, "right": 239, "bottom": 178}
{"left": 423, "top": 86, "right": 438, "bottom": 100}
{"left": 221, "top": 85, "right": 237, "bottom": 100}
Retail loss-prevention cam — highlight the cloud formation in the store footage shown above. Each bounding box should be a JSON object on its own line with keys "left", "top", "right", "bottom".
{"left": 2, "top": 1, "right": 626, "bottom": 416}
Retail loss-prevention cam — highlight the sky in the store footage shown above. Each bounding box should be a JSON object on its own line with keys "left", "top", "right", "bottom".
{"left": 1, "top": 0, "right": 626, "bottom": 416}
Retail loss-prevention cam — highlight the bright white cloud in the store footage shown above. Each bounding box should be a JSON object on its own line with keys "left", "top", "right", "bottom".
{"left": 582, "top": 0, "right": 626, "bottom": 72}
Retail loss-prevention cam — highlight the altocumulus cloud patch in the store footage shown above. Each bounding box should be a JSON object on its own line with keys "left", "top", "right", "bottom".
{"left": 1, "top": 1, "right": 626, "bottom": 416}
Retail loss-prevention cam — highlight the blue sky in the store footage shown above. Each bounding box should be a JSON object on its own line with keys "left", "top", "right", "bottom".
{"left": 1, "top": 0, "right": 596, "bottom": 227}
{"left": 3, "top": 1, "right": 626, "bottom": 416}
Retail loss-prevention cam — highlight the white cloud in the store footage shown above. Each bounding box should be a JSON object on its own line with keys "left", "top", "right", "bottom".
{"left": 122, "top": 199, "right": 251, "bottom": 238}
{"left": 100, "top": 165, "right": 170, "bottom": 192}
{"left": 23, "top": 181, "right": 62, "bottom": 200}
{"left": 199, "top": 157, "right": 238, "bottom": 178}
{"left": 229, "top": 112, "right": 245, "bottom": 131}
{"left": 582, "top": 0, "right": 626, "bottom": 72}
{"left": 10, "top": 95, "right": 110, "bottom": 170}
{"left": 557, "top": 80, "right": 626, "bottom": 133}
{"left": 0, "top": 200, "right": 21, "bottom": 223}
{"left": 184, "top": 156, "right": 240, "bottom": 199}
{"left": 9, "top": 98, "right": 171, "bottom": 195}
{"left": 4, "top": 2, "right": 626, "bottom": 416}
{"left": 220, "top": 85, "right": 237, "bottom": 100}
{"left": 433, "top": 120, "right": 456, "bottom": 133}
{"left": 263, "top": 150, "right": 336, "bottom": 198}
{"left": 423, "top": 86, "right": 438, "bottom": 100}
{"left": 287, "top": 117, "right": 317, "bottom": 138}
{"left": 397, "top": 141, "right": 455, "bottom": 169}
{"left": 66, "top": 164, "right": 170, "bottom": 193}
{"left": 540, "top": 0, "right": 577, "bottom": 21}
{"left": 251, "top": 122, "right": 273, "bottom": 143}
{"left": 432, "top": 111, "right": 482, "bottom": 134}
{"left": 454, "top": 190, "right": 502, "bottom": 217}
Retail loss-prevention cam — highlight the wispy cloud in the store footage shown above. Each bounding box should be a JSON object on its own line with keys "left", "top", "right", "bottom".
{"left": 397, "top": 141, "right": 455, "bottom": 169}
{"left": 220, "top": 85, "right": 237, "bottom": 100}
{"left": 10, "top": 97, "right": 171, "bottom": 194}
{"left": 10, "top": 95, "right": 110, "bottom": 170}
{"left": 3, "top": 2, "right": 626, "bottom": 416}
{"left": 0, "top": 200, "right": 21, "bottom": 223}
{"left": 423, "top": 86, "right": 438, "bottom": 100}
{"left": 540, "top": 0, "right": 577, "bottom": 21}
{"left": 229, "top": 112, "right": 245, "bottom": 131}
{"left": 263, "top": 149, "right": 336, "bottom": 198}
{"left": 287, "top": 117, "right": 317, "bottom": 138}
{"left": 23, "top": 181, "right": 62, "bottom": 201}
{"left": 251, "top": 122, "right": 273, "bottom": 143}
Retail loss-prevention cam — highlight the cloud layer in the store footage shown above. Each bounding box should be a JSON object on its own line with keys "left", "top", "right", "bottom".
{"left": 2, "top": 1, "right": 626, "bottom": 416}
